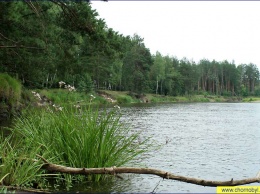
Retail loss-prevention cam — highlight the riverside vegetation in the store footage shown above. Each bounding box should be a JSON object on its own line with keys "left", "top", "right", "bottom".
{"left": 0, "top": 75, "right": 152, "bottom": 192}
{"left": 0, "top": 74, "right": 260, "bottom": 193}
{"left": 0, "top": 106, "right": 151, "bottom": 192}
{"left": 1, "top": 1, "right": 260, "bottom": 192}
{"left": 0, "top": 73, "right": 21, "bottom": 119}
{"left": 1, "top": 2, "right": 260, "bottom": 98}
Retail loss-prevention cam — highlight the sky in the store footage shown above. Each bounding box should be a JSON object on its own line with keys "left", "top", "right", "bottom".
{"left": 91, "top": 1, "right": 260, "bottom": 69}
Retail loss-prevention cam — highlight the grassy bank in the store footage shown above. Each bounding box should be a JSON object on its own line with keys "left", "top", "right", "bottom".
{"left": 242, "top": 97, "right": 260, "bottom": 102}
{"left": 36, "top": 89, "right": 108, "bottom": 106}
{"left": 0, "top": 73, "right": 22, "bottom": 119}
{"left": 14, "top": 87, "right": 259, "bottom": 114}
{"left": 100, "top": 90, "right": 243, "bottom": 104}
{"left": 28, "top": 89, "right": 252, "bottom": 108}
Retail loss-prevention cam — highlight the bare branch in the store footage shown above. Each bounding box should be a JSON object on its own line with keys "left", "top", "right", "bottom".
{"left": 36, "top": 154, "right": 49, "bottom": 164}
{"left": 0, "top": 32, "right": 18, "bottom": 44}
{"left": 24, "top": 0, "right": 40, "bottom": 17}
{"left": 37, "top": 156, "right": 260, "bottom": 187}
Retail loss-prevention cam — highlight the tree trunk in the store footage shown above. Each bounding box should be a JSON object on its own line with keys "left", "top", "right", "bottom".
{"left": 160, "top": 80, "right": 163, "bottom": 95}
{"left": 156, "top": 76, "right": 158, "bottom": 95}
{"left": 212, "top": 80, "right": 214, "bottom": 94}
{"left": 197, "top": 80, "right": 200, "bottom": 92}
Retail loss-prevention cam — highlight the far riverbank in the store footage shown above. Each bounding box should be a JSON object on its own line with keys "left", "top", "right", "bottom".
{"left": 1, "top": 88, "right": 260, "bottom": 121}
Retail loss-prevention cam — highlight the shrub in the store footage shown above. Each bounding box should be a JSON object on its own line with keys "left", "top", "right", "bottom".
{"left": 116, "top": 95, "right": 134, "bottom": 104}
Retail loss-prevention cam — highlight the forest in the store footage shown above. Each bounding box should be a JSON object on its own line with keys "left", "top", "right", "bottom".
{"left": 1, "top": 1, "right": 260, "bottom": 97}
{"left": 1, "top": 2, "right": 260, "bottom": 193}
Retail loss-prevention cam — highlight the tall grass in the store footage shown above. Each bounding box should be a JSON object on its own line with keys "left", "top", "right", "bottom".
{"left": 0, "top": 133, "right": 47, "bottom": 189}
{"left": 242, "top": 97, "right": 260, "bottom": 102}
{"left": 0, "top": 73, "right": 21, "bottom": 107}
{"left": 37, "top": 89, "right": 108, "bottom": 106}
{"left": 11, "top": 106, "right": 150, "bottom": 188}
{"left": 116, "top": 95, "right": 136, "bottom": 104}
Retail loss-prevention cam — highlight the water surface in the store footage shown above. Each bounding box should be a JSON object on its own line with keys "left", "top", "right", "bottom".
{"left": 106, "top": 103, "right": 260, "bottom": 193}
{"left": 2, "top": 103, "right": 260, "bottom": 193}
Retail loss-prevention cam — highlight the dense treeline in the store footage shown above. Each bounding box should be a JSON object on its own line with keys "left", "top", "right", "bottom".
{"left": 1, "top": 1, "right": 259, "bottom": 97}
{"left": 151, "top": 54, "right": 260, "bottom": 96}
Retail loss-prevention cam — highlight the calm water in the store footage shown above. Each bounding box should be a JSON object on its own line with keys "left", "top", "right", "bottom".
{"left": 1, "top": 103, "right": 260, "bottom": 193}
{"left": 96, "top": 103, "right": 260, "bottom": 193}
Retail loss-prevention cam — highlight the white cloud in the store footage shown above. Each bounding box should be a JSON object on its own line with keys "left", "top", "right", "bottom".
{"left": 91, "top": 1, "right": 260, "bottom": 68}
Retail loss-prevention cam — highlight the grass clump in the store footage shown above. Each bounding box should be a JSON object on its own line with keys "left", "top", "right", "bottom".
{"left": 37, "top": 89, "right": 108, "bottom": 106}
{"left": 116, "top": 95, "right": 135, "bottom": 104}
{"left": 10, "top": 106, "right": 149, "bottom": 189}
{"left": 147, "top": 94, "right": 177, "bottom": 103}
{"left": 242, "top": 97, "right": 260, "bottom": 102}
{"left": 0, "top": 73, "right": 21, "bottom": 108}
{"left": 38, "top": 89, "right": 87, "bottom": 104}
{"left": 0, "top": 133, "right": 48, "bottom": 190}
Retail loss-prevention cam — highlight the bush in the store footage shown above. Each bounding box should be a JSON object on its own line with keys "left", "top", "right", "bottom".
{"left": 116, "top": 95, "right": 134, "bottom": 104}
{"left": 222, "top": 90, "right": 232, "bottom": 97}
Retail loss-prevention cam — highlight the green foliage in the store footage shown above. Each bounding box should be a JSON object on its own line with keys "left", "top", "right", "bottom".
{"left": 0, "top": 73, "right": 21, "bottom": 108}
{"left": 0, "top": 133, "right": 47, "bottom": 188}
{"left": 222, "top": 91, "right": 232, "bottom": 97}
{"left": 0, "top": 186, "right": 15, "bottom": 194}
{"left": 76, "top": 73, "right": 93, "bottom": 93}
{"left": 38, "top": 89, "right": 86, "bottom": 104}
{"left": 1, "top": 2, "right": 260, "bottom": 98}
{"left": 242, "top": 97, "right": 260, "bottom": 102}
{"left": 116, "top": 95, "right": 134, "bottom": 104}
{"left": 20, "top": 88, "right": 36, "bottom": 105}
{"left": 11, "top": 107, "right": 150, "bottom": 186}
{"left": 254, "top": 86, "right": 260, "bottom": 96}
{"left": 122, "top": 34, "right": 153, "bottom": 94}
{"left": 197, "top": 90, "right": 209, "bottom": 97}
{"left": 0, "top": 77, "right": 10, "bottom": 101}
{"left": 192, "top": 96, "right": 210, "bottom": 102}
{"left": 36, "top": 89, "right": 108, "bottom": 106}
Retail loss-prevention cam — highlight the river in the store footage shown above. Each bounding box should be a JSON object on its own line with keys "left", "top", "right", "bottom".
{"left": 1, "top": 102, "right": 260, "bottom": 193}
{"left": 95, "top": 102, "right": 260, "bottom": 193}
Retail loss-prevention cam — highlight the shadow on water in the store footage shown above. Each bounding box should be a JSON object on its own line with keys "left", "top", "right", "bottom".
{"left": 47, "top": 174, "right": 138, "bottom": 193}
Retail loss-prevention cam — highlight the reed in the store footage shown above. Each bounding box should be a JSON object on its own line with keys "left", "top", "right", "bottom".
{"left": 11, "top": 106, "right": 149, "bottom": 187}
{"left": 0, "top": 133, "right": 47, "bottom": 189}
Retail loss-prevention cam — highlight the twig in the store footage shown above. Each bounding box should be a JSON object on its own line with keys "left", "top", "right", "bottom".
{"left": 36, "top": 154, "right": 49, "bottom": 164}
{"left": 0, "top": 32, "right": 17, "bottom": 44}
{"left": 152, "top": 178, "right": 162, "bottom": 193}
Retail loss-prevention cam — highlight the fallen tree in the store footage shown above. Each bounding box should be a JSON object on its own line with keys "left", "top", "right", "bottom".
{"left": 37, "top": 155, "right": 260, "bottom": 187}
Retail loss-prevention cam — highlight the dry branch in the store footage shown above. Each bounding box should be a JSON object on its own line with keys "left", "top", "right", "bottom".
{"left": 0, "top": 32, "right": 18, "bottom": 44}
{"left": 37, "top": 155, "right": 260, "bottom": 187}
